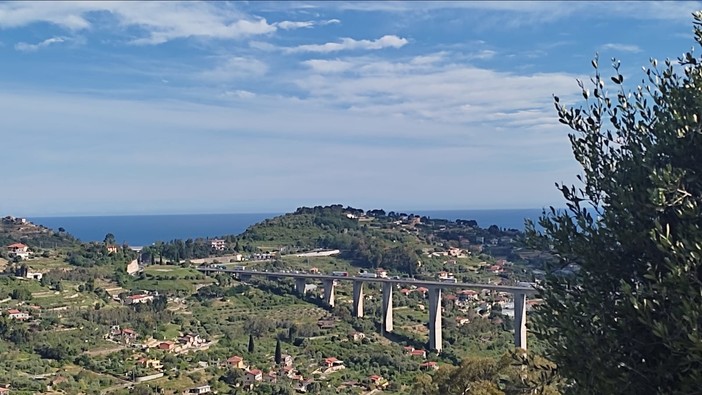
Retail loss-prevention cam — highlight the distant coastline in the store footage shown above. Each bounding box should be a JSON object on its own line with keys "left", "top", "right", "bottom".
{"left": 30, "top": 208, "right": 546, "bottom": 246}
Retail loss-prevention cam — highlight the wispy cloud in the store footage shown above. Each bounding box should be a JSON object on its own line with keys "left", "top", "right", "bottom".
{"left": 275, "top": 18, "right": 340, "bottom": 30}
{"left": 0, "top": 2, "right": 277, "bottom": 45}
{"left": 199, "top": 56, "right": 268, "bottom": 81}
{"left": 15, "top": 36, "right": 67, "bottom": 52}
{"left": 600, "top": 43, "right": 642, "bottom": 53}
{"left": 302, "top": 59, "right": 354, "bottom": 73}
{"left": 286, "top": 35, "right": 408, "bottom": 53}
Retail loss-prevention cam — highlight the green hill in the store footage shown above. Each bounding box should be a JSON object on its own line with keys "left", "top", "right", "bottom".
{"left": 0, "top": 215, "right": 79, "bottom": 249}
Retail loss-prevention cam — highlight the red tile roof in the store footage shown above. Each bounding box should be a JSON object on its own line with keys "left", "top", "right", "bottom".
{"left": 7, "top": 243, "right": 27, "bottom": 248}
{"left": 247, "top": 369, "right": 262, "bottom": 376}
{"left": 7, "top": 309, "right": 21, "bottom": 314}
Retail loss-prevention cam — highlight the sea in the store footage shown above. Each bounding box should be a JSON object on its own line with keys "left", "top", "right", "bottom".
{"left": 29, "top": 209, "right": 546, "bottom": 246}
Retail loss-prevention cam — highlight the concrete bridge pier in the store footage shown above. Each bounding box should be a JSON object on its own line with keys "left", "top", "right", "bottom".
{"left": 382, "top": 282, "right": 393, "bottom": 333}
{"left": 322, "top": 279, "right": 335, "bottom": 308}
{"left": 513, "top": 292, "right": 527, "bottom": 350}
{"left": 352, "top": 281, "right": 364, "bottom": 318}
{"left": 295, "top": 278, "right": 307, "bottom": 296}
{"left": 428, "top": 286, "right": 442, "bottom": 352}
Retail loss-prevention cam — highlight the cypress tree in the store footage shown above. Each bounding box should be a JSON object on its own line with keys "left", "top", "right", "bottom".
{"left": 247, "top": 334, "right": 254, "bottom": 353}
{"left": 274, "top": 339, "right": 282, "bottom": 365}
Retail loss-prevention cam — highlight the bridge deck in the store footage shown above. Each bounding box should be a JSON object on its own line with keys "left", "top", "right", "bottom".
{"left": 197, "top": 267, "right": 537, "bottom": 294}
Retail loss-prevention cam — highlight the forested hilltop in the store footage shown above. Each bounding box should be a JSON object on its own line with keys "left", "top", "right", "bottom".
{"left": 144, "top": 204, "right": 541, "bottom": 280}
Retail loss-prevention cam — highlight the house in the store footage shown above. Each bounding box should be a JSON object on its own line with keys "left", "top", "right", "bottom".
{"left": 186, "top": 385, "right": 211, "bottom": 394}
{"left": 403, "top": 346, "right": 415, "bottom": 354}
{"left": 322, "top": 357, "right": 345, "bottom": 369}
{"left": 125, "top": 294, "right": 153, "bottom": 305}
{"left": 137, "top": 358, "right": 163, "bottom": 370}
{"left": 210, "top": 239, "right": 226, "bottom": 251}
{"left": 410, "top": 349, "right": 427, "bottom": 358}
{"left": 348, "top": 331, "right": 366, "bottom": 342}
{"left": 264, "top": 371, "right": 277, "bottom": 383}
{"left": 106, "top": 245, "right": 119, "bottom": 254}
{"left": 420, "top": 361, "right": 440, "bottom": 371}
{"left": 456, "top": 317, "right": 471, "bottom": 326}
{"left": 279, "top": 365, "right": 297, "bottom": 379}
{"left": 227, "top": 355, "right": 245, "bottom": 369}
{"left": 368, "top": 375, "right": 388, "bottom": 388}
{"left": 244, "top": 369, "right": 263, "bottom": 386}
{"left": 309, "top": 267, "right": 319, "bottom": 274}
{"left": 400, "top": 288, "right": 412, "bottom": 296}
{"left": 280, "top": 354, "right": 293, "bottom": 367}
{"left": 120, "top": 328, "right": 138, "bottom": 343}
{"left": 157, "top": 341, "right": 175, "bottom": 351}
{"left": 375, "top": 268, "right": 388, "bottom": 278}
{"left": 295, "top": 378, "right": 315, "bottom": 393}
{"left": 6, "top": 309, "right": 29, "bottom": 320}
{"left": 7, "top": 243, "right": 30, "bottom": 259}
{"left": 0, "top": 386, "right": 9, "bottom": 395}
{"left": 437, "top": 271, "right": 453, "bottom": 280}
{"left": 178, "top": 333, "right": 204, "bottom": 347}
{"left": 416, "top": 287, "right": 429, "bottom": 295}
{"left": 24, "top": 271, "right": 43, "bottom": 281}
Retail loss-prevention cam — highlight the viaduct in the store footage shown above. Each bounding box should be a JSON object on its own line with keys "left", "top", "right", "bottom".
{"left": 197, "top": 267, "right": 537, "bottom": 353}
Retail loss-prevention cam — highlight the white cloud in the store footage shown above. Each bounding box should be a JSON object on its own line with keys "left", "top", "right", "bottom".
{"left": 469, "top": 49, "right": 497, "bottom": 60}
{"left": 302, "top": 59, "right": 354, "bottom": 73}
{"left": 275, "top": 18, "right": 341, "bottom": 30}
{"left": 14, "top": 36, "right": 66, "bottom": 52}
{"left": 222, "top": 89, "right": 256, "bottom": 98}
{"left": 276, "top": 20, "right": 315, "bottom": 30}
{"left": 199, "top": 56, "right": 268, "bottom": 81}
{"left": 600, "top": 43, "right": 642, "bottom": 53}
{"left": 0, "top": 2, "right": 277, "bottom": 45}
{"left": 286, "top": 35, "right": 408, "bottom": 53}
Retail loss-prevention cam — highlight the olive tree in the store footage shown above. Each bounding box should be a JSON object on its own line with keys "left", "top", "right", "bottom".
{"left": 527, "top": 12, "right": 702, "bottom": 395}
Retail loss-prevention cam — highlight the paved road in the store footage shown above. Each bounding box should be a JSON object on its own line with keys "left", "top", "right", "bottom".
{"left": 197, "top": 267, "right": 537, "bottom": 294}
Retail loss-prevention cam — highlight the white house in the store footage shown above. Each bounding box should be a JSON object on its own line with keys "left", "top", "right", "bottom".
{"left": 210, "top": 239, "right": 226, "bottom": 251}
{"left": 7, "top": 243, "right": 30, "bottom": 259}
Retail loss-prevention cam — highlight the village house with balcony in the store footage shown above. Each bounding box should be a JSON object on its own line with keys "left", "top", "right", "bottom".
{"left": 6, "top": 243, "right": 30, "bottom": 259}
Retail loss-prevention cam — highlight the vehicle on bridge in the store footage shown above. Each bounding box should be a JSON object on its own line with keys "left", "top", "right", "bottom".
{"left": 232, "top": 266, "right": 246, "bottom": 271}
{"left": 331, "top": 271, "right": 349, "bottom": 277}
{"left": 441, "top": 277, "right": 458, "bottom": 283}
{"left": 358, "top": 271, "right": 378, "bottom": 278}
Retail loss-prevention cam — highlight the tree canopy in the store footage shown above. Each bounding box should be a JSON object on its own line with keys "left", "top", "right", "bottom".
{"left": 526, "top": 11, "right": 702, "bottom": 395}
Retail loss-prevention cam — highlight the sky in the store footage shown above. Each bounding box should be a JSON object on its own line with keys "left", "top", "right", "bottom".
{"left": 1, "top": 1, "right": 700, "bottom": 216}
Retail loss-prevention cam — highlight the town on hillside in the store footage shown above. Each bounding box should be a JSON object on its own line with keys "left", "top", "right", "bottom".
{"left": 0, "top": 206, "right": 552, "bottom": 395}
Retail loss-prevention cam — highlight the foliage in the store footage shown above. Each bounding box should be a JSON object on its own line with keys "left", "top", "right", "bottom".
{"left": 526, "top": 12, "right": 702, "bottom": 395}
{"left": 412, "top": 352, "right": 561, "bottom": 395}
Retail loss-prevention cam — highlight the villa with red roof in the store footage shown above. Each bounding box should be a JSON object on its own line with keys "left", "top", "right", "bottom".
{"left": 7, "top": 243, "right": 30, "bottom": 258}
{"left": 244, "top": 369, "right": 263, "bottom": 386}
{"left": 227, "top": 355, "right": 245, "bottom": 369}
{"left": 6, "top": 309, "right": 29, "bottom": 320}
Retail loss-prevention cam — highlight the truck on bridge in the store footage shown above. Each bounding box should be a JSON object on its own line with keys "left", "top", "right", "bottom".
{"left": 331, "top": 271, "right": 349, "bottom": 277}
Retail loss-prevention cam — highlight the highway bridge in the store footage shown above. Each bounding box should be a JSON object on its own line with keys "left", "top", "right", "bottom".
{"left": 197, "top": 267, "right": 537, "bottom": 352}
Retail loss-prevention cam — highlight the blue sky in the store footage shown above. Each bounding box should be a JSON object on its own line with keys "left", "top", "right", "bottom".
{"left": 1, "top": 1, "right": 700, "bottom": 216}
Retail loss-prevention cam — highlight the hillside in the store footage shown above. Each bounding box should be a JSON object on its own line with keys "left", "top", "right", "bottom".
{"left": 0, "top": 215, "right": 79, "bottom": 249}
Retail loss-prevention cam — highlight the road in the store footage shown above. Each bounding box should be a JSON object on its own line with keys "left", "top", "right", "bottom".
{"left": 197, "top": 267, "right": 537, "bottom": 294}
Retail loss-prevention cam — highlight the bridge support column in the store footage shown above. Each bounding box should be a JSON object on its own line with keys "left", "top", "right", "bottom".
{"left": 353, "top": 281, "right": 364, "bottom": 318}
{"left": 514, "top": 292, "right": 527, "bottom": 351}
{"left": 428, "top": 286, "right": 442, "bottom": 352}
{"left": 382, "top": 282, "right": 393, "bottom": 333}
{"left": 322, "top": 279, "right": 335, "bottom": 308}
{"left": 295, "top": 278, "right": 307, "bottom": 296}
